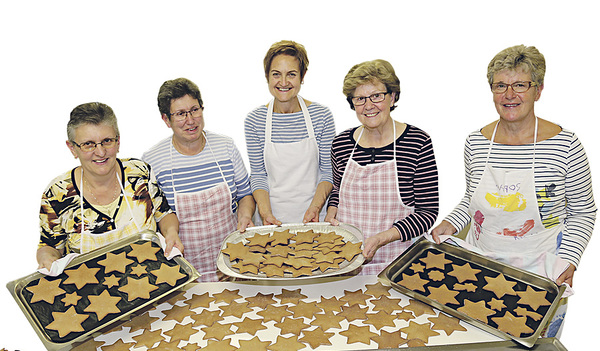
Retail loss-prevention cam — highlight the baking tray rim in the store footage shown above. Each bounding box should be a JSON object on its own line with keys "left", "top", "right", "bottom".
{"left": 216, "top": 222, "right": 365, "bottom": 281}
{"left": 6, "top": 230, "right": 200, "bottom": 351}
{"left": 377, "top": 236, "right": 566, "bottom": 349}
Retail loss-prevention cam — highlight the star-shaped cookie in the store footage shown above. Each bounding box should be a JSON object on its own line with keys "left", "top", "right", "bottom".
{"left": 516, "top": 286, "right": 551, "bottom": 310}
{"left": 482, "top": 273, "right": 517, "bottom": 299}
{"left": 26, "top": 277, "right": 66, "bottom": 304}
{"left": 84, "top": 290, "right": 121, "bottom": 320}
{"left": 45, "top": 306, "right": 89, "bottom": 338}
{"left": 118, "top": 276, "right": 158, "bottom": 301}
{"left": 150, "top": 263, "right": 186, "bottom": 286}
{"left": 98, "top": 251, "right": 134, "bottom": 274}
{"left": 127, "top": 241, "right": 160, "bottom": 263}
{"left": 63, "top": 263, "right": 100, "bottom": 289}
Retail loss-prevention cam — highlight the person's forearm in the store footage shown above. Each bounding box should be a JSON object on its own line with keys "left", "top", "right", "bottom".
{"left": 253, "top": 189, "right": 272, "bottom": 217}
{"left": 308, "top": 181, "right": 333, "bottom": 212}
{"left": 237, "top": 195, "right": 256, "bottom": 220}
{"left": 158, "top": 213, "right": 179, "bottom": 237}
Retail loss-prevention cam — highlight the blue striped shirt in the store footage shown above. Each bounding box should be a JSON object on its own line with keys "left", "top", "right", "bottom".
{"left": 244, "top": 101, "right": 336, "bottom": 192}
{"left": 444, "top": 128, "right": 596, "bottom": 267}
{"left": 142, "top": 131, "right": 252, "bottom": 213}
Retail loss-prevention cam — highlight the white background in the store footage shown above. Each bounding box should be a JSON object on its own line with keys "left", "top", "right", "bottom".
{"left": 1, "top": 1, "right": 597, "bottom": 349}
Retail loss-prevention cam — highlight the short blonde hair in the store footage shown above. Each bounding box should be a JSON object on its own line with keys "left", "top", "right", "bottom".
{"left": 487, "top": 45, "right": 546, "bottom": 86}
{"left": 342, "top": 59, "right": 400, "bottom": 111}
{"left": 263, "top": 40, "right": 309, "bottom": 80}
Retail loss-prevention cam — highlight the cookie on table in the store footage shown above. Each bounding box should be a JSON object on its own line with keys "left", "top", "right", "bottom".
{"left": 340, "top": 324, "right": 377, "bottom": 345}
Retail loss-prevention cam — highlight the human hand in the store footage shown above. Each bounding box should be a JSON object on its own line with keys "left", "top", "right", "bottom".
{"left": 556, "top": 263, "right": 576, "bottom": 287}
{"left": 430, "top": 220, "right": 457, "bottom": 244}
{"left": 36, "top": 246, "right": 62, "bottom": 271}
{"left": 237, "top": 216, "right": 254, "bottom": 233}
{"left": 303, "top": 205, "right": 321, "bottom": 223}
{"left": 324, "top": 207, "right": 339, "bottom": 226}
{"left": 261, "top": 212, "right": 282, "bottom": 226}
{"left": 363, "top": 229, "right": 398, "bottom": 263}
{"left": 164, "top": 230, "right": 184, "bottom": 256}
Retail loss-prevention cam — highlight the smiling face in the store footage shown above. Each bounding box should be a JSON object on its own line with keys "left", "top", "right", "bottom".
{"left": 492, "top": 68, "right": 543, "bottom": 124}
{"left": 267, "top": 54, "right": 302, "bottom": 104}
{"left": 353, "top": 80, "right": 395, "bottom": 130}
{"left": 67, "top": 123, "right": 120, "bottom": 178}
{"left": 161, "top": 94, "right": 204, "bottom": 145}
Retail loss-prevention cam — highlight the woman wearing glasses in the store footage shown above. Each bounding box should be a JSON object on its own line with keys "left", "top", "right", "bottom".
{"left": 431, "top": 45, "right": 596, "bottom": 337}
{"left": 244, "top": 40, "right": 336, "bottom": 225}
{"left": 325, "top": 59, "right": 439, "bottom": 275}
{"left": 37, "top": 102, "right": 182, "bottom": 270}
{"left": 143, "top": 78, "right": 254, "bottom": 281}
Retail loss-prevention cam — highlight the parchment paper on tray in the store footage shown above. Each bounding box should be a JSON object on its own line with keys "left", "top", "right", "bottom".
{"left": 217, "top": 222, "right": 365, "bottom": 280}
{"left": 6, "top": 231, "right": 200, "bottom": 351}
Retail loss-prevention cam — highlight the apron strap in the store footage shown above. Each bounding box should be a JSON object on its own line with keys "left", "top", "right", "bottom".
{"left": 266, "top": 96, "right": 314, "bottom": 143}
{"left": 487, "top": 118, "right": 538, "bottom": 169}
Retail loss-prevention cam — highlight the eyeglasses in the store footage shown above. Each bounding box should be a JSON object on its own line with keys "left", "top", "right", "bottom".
{"left": 490, "top": 81, "right": 537, "bottom": 94}
{"left": 71, "top": 137, "right": 119, "bottom": 152}
{"left": 351, "top": 92, "right": 389, "bottom": 106}
{"left": 170, "top": 106, "right": 202, "bottom": 122}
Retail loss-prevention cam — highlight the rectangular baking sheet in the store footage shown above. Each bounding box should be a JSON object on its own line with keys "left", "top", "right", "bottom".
{"left": 378, "top": 237, "right": 565, "bottom": 348}
{"left": 216, "top": 222, "right": 365, "bottom": 281}
{"left": 6, "top": 230, "right": 200, "bottom": 351}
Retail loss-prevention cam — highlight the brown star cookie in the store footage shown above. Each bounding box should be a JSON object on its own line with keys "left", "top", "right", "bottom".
{"left": 256, "top": 304, "right": 292, "bottom": 323}
{"left": 118, "top": 276, "right": 158, "bottom": 301}
{"left": 275, "top": 317, "right": 310, "bottom": 335}
{"left": 420, "top": 251, "right": 452, "bottom": 270}
{"left": 83, "top": 289, "right": 121, "bottom": 320}
{"left": 186, "top": 291, "right": 214, "bottom": 309}
{"left": 516, "top": 286, "right": 551, "bottom": 310}
{"left": 312, "top": 310, "right": 345, "bottom": 330}
{"left": 288, "top": 300, "right": 322, "bottom": 319}
{"left": 340, "top": 289, "right": 371, "bottom": 306}
{"left": 316, "top": 296, "right": 346, "bottom": 313}
{"left": 448, "top": 262, "right": 482, "bottom": 283}
{"left": 131, "top": 329, "right": 164, "bottom": 348}
{"left": 127, "top": 241, "right": 160, "bottom": 263}
{"left": 426, "top": 284, "right": 460, "bottom": 305}
{"left": 491, "top": 311, "right": 534, "bottom": 337}
{"left": 200, "top": 322, "right": 232, "bottom": 341}
{"left": 363, "top": 311, "right": 397, "bottom": 328}
{"left": 400, "top": 321, "right": 440, "bottom": 343}
{"left": 245, "top": 292, "right": 276, "bottom": 309}
{"left": 191, "top": 309, "right": 223, "bottom": 327}
{"left": 150, "top": 263, "right": 186, "bottom": 286}
{"left": 371, "top": 329, "right": 408, "bottom": 348}
{"left": 428, "top": 312, "right": 467, "bottom": 335}
{"left": 371, "top": 295, "right": 403, "bottom": 312}
{"left": 61, "top": 292, "right": 82, "bottom": 307}
{"left": 338, "top": 304, "right": 369, "bottom": 322}
{"left": 457, "top": 300, "right": 496, "bottom": 323}
{"left": 162, "top": 304, "right": 192, "bottom": 323}
{"left": 404, "top": 299, "right": 435, "bottom": 316}
{"left": 98, "top": 251, "right": 134, "bottom": 274}
{"left": 340, "top": 324, "right": 377, "bottom": 345}
{"left": 269, "top": 335, "right": 305, "bottom": 351}
{"left": 364, "top": 281, "right": 391, "bottom": 298}
{"left": 63, "top": 263, "right": 100, "bottom": 289}
{"left": 45, "top": 306, "right": 89, "bottom": 338}
{"left": 299, "top": 327, "right": 334, "bottom": 348}
{"left": 213, "top": 289, "right": 242, "bottom": 304}
{"left": 397, "top": 272, "right": 428, "bottom": 292}
{"left": 26, "top": 277, "right": 66, "bottom": 304}
{"left": 219, "top": 300, "right": 252, "bottom": 318}
{"left": 237, "top": 336, "right": 271, "bottom": 351}
{"left": 275, "top": 288, "right": 307, "bottom": 304}
{"left": 233, "top": 317, "right": 267, "bottom": 335}
{"left": 102, "top": 274, "right": 120, "bottom": 288}
{"left": 482, "top": 273, "right": 517, "bottom": 299}
{"left": 164, "top": 322, "right": 199, "bottom": 342}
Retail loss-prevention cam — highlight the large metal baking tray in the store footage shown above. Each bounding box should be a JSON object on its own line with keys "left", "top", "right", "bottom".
{"left": 216, "top": 222, "right": 364, "bottom": 280}
{"left": 378, "top": 237, "right": 565, "bottom": 349}
{"left": 6, "top": 230, "right": 200, "bottom": 351}
{"left": 360, "top": 337, "right": 567, "bottom": 350}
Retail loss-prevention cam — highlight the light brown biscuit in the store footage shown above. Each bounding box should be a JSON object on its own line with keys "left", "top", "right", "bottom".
{"left": 45, "top": 306, "right": 89, "bottom": 338}
{"left": 83, "top": 290, "right": 121, "bottom": 320}
{"left": 340, "top": 324, "right": 377, "bottom": 345}
{"left": 63, "top": 263, "right": 100, "bottom": 289}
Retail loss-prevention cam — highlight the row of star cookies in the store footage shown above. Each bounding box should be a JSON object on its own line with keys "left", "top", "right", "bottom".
{"left": 75, "top": 282, "right": 467, "bottom": 350}
{"left": 222, "top": 229, "right": 362, "bottom": 277}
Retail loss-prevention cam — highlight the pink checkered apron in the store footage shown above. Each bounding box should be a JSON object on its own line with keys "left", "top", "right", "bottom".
{"left": 337, "top": 124, "right": 415, "bottom": 275}
{"left": 171, "top": 134, "right": 237, "bottom": 282}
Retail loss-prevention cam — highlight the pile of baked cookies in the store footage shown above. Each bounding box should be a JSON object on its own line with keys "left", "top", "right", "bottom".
{"left": 221, "top": 229, "right": 363, "bottom": 278}
{"left": 22, "top": 240, "right": 190, "bottom": 343}
{"left": 396, "top": 249, "right": 555, "bottom": 338}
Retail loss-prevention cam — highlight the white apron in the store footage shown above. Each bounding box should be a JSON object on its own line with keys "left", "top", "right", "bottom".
{"left": 171, "top": 133, "right": 237, "bottom": 282}
{"left": 466, "top": 119, "right": 567, "bottom": 338}
{"left": 264, "top": 96, "right": 322, "bottom": 223}
{"left": 337, "top": 123, "right": 416, "bottom": 275}
{"left": 79, "top": 170, "right": 141, "bottom": 253}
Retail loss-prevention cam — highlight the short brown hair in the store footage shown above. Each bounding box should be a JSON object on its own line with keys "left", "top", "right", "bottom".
{"left": 67, "top": 102, "right": 119, "bottom": 142}
{"left": 487, "top": 45, "right": 546, "bottom": 87}
{"left": 342, "top": 59, "right": 401, "bottom": 111}
{"left": 157, "top": 78, "right": 203, "bottom": 118}
{"left": 263, "top": 40, "right": 309, "bottom": 80}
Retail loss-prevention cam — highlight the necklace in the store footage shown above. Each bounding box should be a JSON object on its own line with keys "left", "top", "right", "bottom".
{"left": 83, "top": 172, "right": 121, "bottom": 205}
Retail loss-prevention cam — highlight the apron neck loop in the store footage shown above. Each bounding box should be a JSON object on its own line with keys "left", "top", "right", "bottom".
{"left": 350, "top": 120, "right": 397, "bottom": 161}
{"left": 487, "top": 117, "right": 538, "bottom": 168}
{"left": 266, "top": 96, "right": 314, "bottom": 143}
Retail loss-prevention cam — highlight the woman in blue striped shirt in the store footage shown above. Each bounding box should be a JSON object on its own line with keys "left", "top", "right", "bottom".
{"left": 431, "top": 45, "right": 596, "bottom": 337}
{"left": 143, "top": 78, "right": 254, "bottom": 281}
{"left": 244, "top": 40, "right": 336, "bottom": 225}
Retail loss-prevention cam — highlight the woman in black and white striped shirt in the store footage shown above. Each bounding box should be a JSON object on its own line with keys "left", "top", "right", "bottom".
{"left": 432, "top": 45, "right": 596, "bottom": 293}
